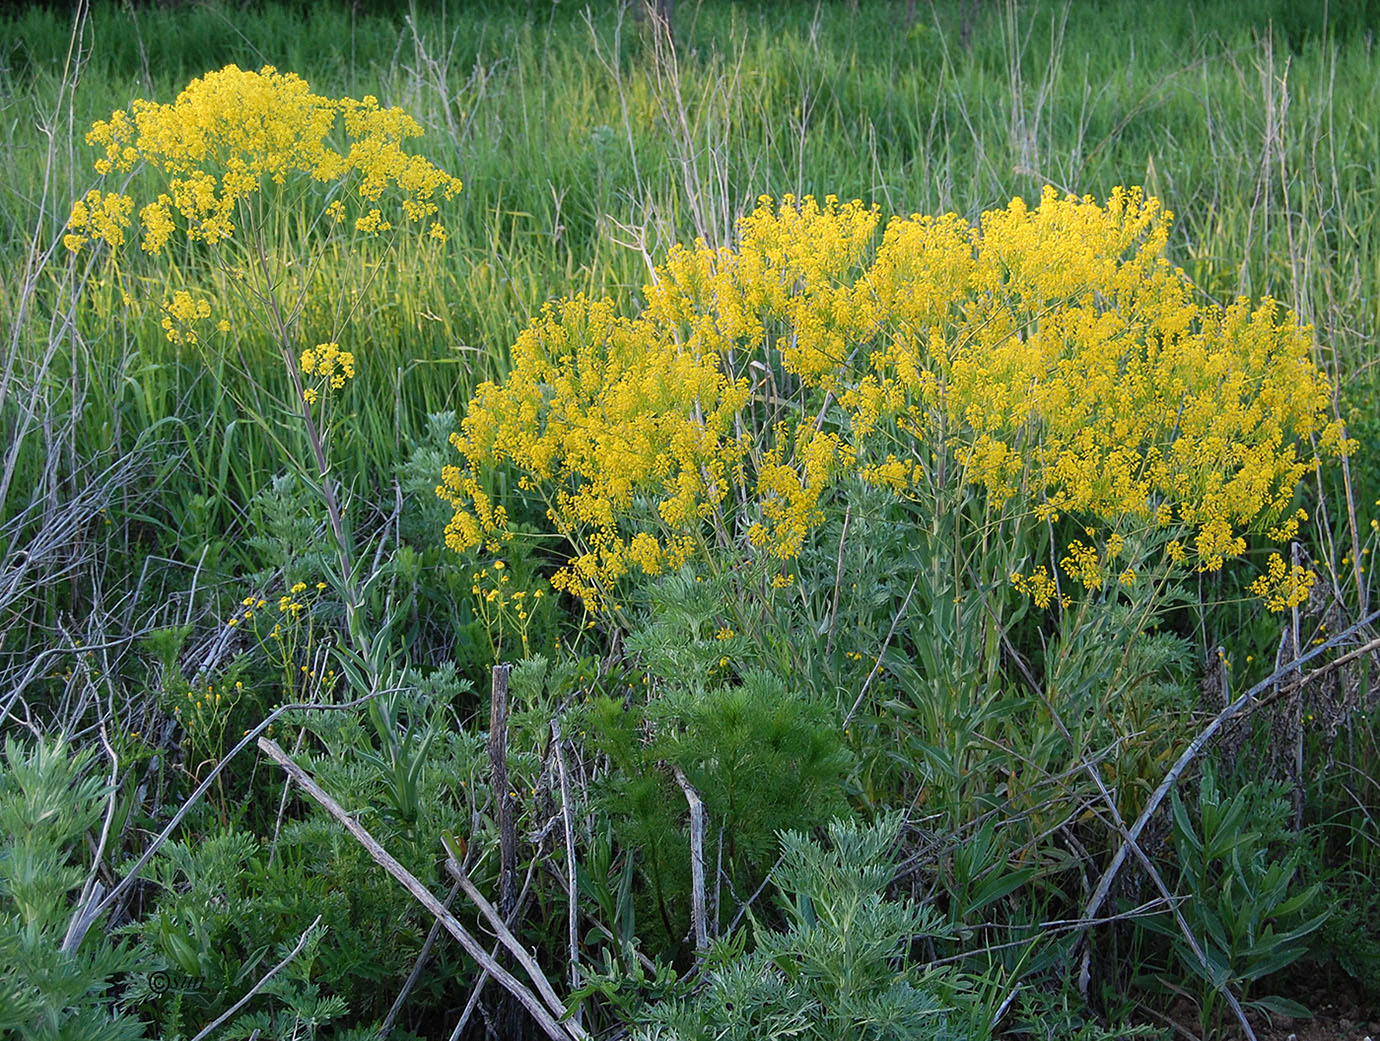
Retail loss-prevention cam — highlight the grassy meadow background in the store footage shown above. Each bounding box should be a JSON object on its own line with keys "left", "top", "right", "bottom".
{"left": 3, "top": 1, "right": 1380, "bottom": 1039}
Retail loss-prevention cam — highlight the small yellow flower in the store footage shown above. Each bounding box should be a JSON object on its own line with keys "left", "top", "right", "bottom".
{"left": 1250, "top": 553, "right": 1316, "bottom": 612}
{"left": 355, "top": 208, "right": 391, "bottom": 234}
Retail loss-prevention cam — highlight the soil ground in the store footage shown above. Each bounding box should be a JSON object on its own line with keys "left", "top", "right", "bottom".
{"left": 1162, "top": 976, "right": 1378, "bottom": 1041}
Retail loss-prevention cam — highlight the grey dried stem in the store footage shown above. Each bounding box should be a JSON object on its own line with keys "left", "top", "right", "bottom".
{"left": 0, "top": 0, "right": 160, "bottom": 734}
{"left": 258, "top": 735, "right": 590, "bottom": 1041}
{"left": 673, "top": 764, "right": 709, "bottom": 952}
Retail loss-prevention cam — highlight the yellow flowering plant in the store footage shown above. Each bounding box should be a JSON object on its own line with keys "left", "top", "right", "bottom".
{"left": 65, "top": 64, "right": 461, "bottom": 259}
{"left": 470, "top": 559, "right": 548, "bottom": 661}
{"left": 226, "top": 581, "right": 338, "bottom": 703}
{"left": 165, "top": 669, "right": 250, "bottom": 823}
{"left": 66, "top": 65, "right": 463, "bottom": 681}
{"left": 439, "top": 188, "right": 1347, "bottom": 615}
{"left": 174, "top": 678, "right": 243, "bottom": 780}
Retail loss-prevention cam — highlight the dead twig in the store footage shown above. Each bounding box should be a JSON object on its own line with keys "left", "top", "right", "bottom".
{"left": 441, "top": 842, "right": 579, "bottom": 1033}
{"left": 551, "top": 717, "right": 584, "bottom": 1015}
{"left": 258, "top": 737, "right": 587, "bottom": 1041}
{"left": 673, "top": 765, "right": 709, "bottom": 951}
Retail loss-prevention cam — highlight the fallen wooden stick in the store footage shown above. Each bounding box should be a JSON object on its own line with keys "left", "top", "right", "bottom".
{"left": 441, "top": 839, "right": 574, "bottom": 1031}
{"left": 257, "top": 737, "right": 587, "bottom": 1041}
{"left": 673, "top": 765, "right": 709, "bottom": 952}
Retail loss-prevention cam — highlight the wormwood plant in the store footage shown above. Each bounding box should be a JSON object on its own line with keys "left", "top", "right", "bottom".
{"left": 635, "top": 814, "right": 976, "bottom": 1041}
{"left": 135, "top": 832, "right": 354, "bottom": 1040}
{"left": 0, "top": 738, "right": 148, "bottom": 1041}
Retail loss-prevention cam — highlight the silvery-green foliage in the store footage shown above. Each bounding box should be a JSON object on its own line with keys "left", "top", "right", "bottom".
{"left": 0, "top": 738, "right": 149, "bottom": 1041}
{"left": 635, "top": 814, "right": 980, "bottom": 1041}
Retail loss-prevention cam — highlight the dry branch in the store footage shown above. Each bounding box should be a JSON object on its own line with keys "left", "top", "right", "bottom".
{"left": 258, "top": 736, "right": 588, "bottom": 1041}
{"left": 673, "top": 765, "right": 709, "bottom": 952}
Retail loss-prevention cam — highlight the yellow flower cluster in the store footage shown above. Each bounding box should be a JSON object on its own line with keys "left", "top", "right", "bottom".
{"left": 64, "top": 190, "right": 134, "bottom": 252}
{"left": 439, "top": 190, "right": 1346, "bottom": 609}
{"left": 300, "top": 341, "right": 356, "bottom": 404}
{"left": 1249, "top": 552, "right": 1316, "bottom": 612}
{"left": 228, "top": 580, "right": 332, "bottom": 698}
{"left": 471, "top": 559, "right": 547, "bottom": 657}
{"left": 161, "top": 289, "right": 213, "bottom": 345}
{"left": 66, "top": 64, "right": 462, "bottom": 256}
{"left": 174, "top": 677, "right": 244, "bottom": 782}
{"left": 1011, "top": 566, "right": 1062, "bottom": 609}
{"left": 174, "top": 679, "right": 239, "bottom": 730}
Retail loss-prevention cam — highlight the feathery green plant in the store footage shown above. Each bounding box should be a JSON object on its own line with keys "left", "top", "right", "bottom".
{"left": 0, "top": 738, "right": 148, "bottom": 1041}
{"left": 636, "top": 814, "right": 978, "bottom": 1041}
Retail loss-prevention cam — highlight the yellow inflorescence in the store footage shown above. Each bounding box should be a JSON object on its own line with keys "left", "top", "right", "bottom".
{"left": 65, "top": 64, "right": 462, "bottom": 257}
{"left": 64, "top": 190, "right": 134, "bottom": 252}
{"left": 161, "top": 289, "right": 213, "bottom": 345}
{"left": 301, "top": 342, "right": 355, "bottom": 387}
{"left": 298, "top": 342, "right": 356, "bottom": 407}
{"left": 1249, "top": 552, "right": 1317, "bottom": 612}
{"left": 1011, "top": 566, "right": 1062, "bottom": 609}
{"left": 438, "top": 189, "right": 1348, "bottom": 610}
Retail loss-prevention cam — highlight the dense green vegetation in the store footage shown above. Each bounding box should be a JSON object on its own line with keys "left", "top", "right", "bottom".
{"left": 2, "top": 1, "right": 1378, "bottom": 1039}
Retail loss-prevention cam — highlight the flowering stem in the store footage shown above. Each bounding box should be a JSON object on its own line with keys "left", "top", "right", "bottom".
{"left": 281, "top": 344, "right": 371, "bottom": 664}
{"left": 238, "top": 221, "right": 374, "bottom": 671}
